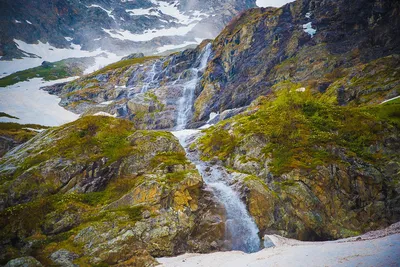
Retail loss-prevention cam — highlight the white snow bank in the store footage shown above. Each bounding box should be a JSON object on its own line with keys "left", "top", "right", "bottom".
{"left": 158, "top": 223, "right": 400, "bottom": 267}
{"left": 0, "top": 40, "right": 121, "bottom": 78}
{"left": 256, "top": 0, "right": 294, "bottom": 8}
{"left": 150, "top": 0, "right": 208, "bottom": 25}
{"left": 22, "top": 127, "right": 46, "bottom": 133}
{"left": 93, "top": 112, "right": 117, "bottom": 117}
{"left": 0, "top": 77, "right": 79, "bottom": 126}
{"left": 157, "top": 41, "right": 198, "bottom": 53}
{"left": 126, "top": 8, "right": 160, "bottom": 16}
{"left": 103, "top": 23, "right": 197, "bottom": 42}
{"left": 303, "top": 22, "right": 317, "bottom": 37}
{"left": 88, "top": 5, "right": 116, "bottom": 20}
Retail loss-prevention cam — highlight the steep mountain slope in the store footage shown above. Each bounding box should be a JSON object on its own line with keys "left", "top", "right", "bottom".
{"left": 46, "top": 0, "right": 400, "bottom": 130}
{"left": 193, "top": 0, "right": 400, "bottom": 121}
{"left": 0, "top": 116, "right": 226, "bottom": 265}
{"left": 0, "top": 0, "right": 399, "bottom": 266}
{"left": 0, "top": 0, "right": 255, "bottom": 60}
{"left": 196, "top": 87, "right": 400, "bottom": 240}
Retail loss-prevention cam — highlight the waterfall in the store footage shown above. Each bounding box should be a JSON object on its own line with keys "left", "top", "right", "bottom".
{"left": 141, "top": 60, "right": 163, "bottom": 93}
{"left": 175, "top": 43, "right": 212, "bottom": 130}
{"left": 172, "top": 130, "right": 261, "bottom": 253}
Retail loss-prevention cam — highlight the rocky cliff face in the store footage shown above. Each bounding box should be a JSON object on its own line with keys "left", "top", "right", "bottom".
{"left": 196, "top": 87, "right": 400, "bottom": 240}
{"left": 46, "top": 0, "right": 399, "bottom": 130}
{"left": 1, "top": 0, "right": 399, "bottom": 265}
{"left": 193, "top": 0, "right": 400, "bottom": 121}
{"left": 43, "top": 41, "right": 215, "bottom": 130}
{"left": 0, "top": 116, "right": 226, "bottom": 265}
{"left": 0, "top": 0, "right": 256, "bottom": 59}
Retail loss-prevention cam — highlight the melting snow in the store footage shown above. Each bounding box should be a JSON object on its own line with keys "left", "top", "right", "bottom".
{"left": 157, "top": 41, "right": 198, "bottom": 53}
{"left": 126, "top": 8, "right": 160, "bottom": 16}
{"left": 22, "top": 127, "right": 46, "bottom": 133}
{"left": 103, "top": 23, "right": 197, "bottom": 42}
{"left": 0, "top": 39, "right": 120, "bottom": 78}
{"left": 303, "top": 22, "right": 317, "bottom": 37}
{"left": 83, "top": 52, "right": 122, "bottom": 74}
{"left": 150, "top": 0, "right": 207, "bottom": 24}
{"left": 0, "top": 77, "right": 79, "bottom": 126}
{"left": 88, "top": 5, "right": 116, "bottom": 20}
{"left": 93, "top": 112, "right": 117, "bottom": 117}
{"left": 120, "top": 0, "right": 208, "bottom": 43}
{"left": 158, "top": 230, "right": 400, "bottom": 267}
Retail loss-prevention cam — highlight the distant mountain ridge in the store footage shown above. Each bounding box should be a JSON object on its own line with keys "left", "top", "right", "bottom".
{"left": 0, "top": 0, "right": 256, "bottom": 60}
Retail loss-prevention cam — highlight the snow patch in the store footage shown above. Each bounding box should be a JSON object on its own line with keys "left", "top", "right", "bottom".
{"left": 26, "top": 20, "right": 33, "bottom": 25}
{"left": 303, "top": 22, "right": 317, "bottom": 37}
{"left": 256, "top": 0, "right": 294, "bottom": 8}
{"left": 93, "top": 112, "right": 117, "bottom": 117}
{"left": 157, "top": 41, "right": 198, "bottom": 53}
{"left": 296, "top": 87, "right": 306, "bottom": 92}
{"left": 64, "top": 37, "right": 73, "bottom": 42}
{"left": 22, "top": 127, "right": 46, "bottom": 133}
{"left": 305, "top": 12, "right": 312, "bottom": 19}
{"left": 126, "top": 8, "right": 160, "bottom": 16}
{"left": 88, "top": 5, "right": 116, "bottom": 20}
{"left": 150, "top": 0, "right": 208, "bottom": 25}
{"left": 158, "top": 231, "right": 400, "bottom": 267}
{"left": 0, "top": 40, "right": 120, "bottom": 78}
{"left": 103, "top": 23, "right": 197, "bottom": 42}
{"left": 83, "top": 52, "right": 122, "bottom": 74}
{"left": 15, "top": 19, "right": 22, "bottom": 24}
{"left": 0, "top": 77, "right": 79, "bottom": 126}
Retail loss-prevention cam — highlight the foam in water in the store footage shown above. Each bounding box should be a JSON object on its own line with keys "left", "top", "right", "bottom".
{"left": 141, "top": 60, "right": 163, "bottom": 93}
{"left": 175, "top": 43, "right": 212, "bottom": 130}
{"left": 171, "top": 130, "right": 261, "bottom": 253}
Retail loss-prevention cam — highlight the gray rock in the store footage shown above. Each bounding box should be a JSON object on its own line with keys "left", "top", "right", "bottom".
{"left": 263, "top": 236, "right": 275, "bottom": 249}
{"left": 49, "top": 249, "right": 79, "bottom": 267}
{"left": 5, "top": 257, "right": 43, "bottom": 267}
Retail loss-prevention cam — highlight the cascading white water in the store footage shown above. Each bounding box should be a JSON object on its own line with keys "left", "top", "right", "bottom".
{"left": 141, "top": 60, "right": 163, "bottom": 93}
{"left": 172, "top": 130, "right": 261, "bottom": 253}
{"left": 175, "top": 43, "right": 212, "bottom": 130}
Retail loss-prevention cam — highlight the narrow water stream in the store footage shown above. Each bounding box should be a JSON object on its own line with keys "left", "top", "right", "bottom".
{"left": 172, "top": 130, "right": 261, "bottom": 253}
{"left": 175, "top": 43, "right": 212, "bottom": 130}
{"left": 169, "top": 43, "right": 261, "bottom": 253}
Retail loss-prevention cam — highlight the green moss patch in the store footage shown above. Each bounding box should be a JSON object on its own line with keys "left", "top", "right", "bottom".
{"left": 0, "top": 60, "right": 86, "bottom": 87}
{"left": 198, "top": 82, "right": 398, "bottom": 175}
{"left": 91, "top": 56, "right": 160, "bottom": 76}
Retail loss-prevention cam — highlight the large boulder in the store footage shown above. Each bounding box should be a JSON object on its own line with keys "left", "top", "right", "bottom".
{"left": 5, "top": 257, "right": 42, "bottom": 267}
{"left": 0, "top": 116, "right": 225, "bottom": 265}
